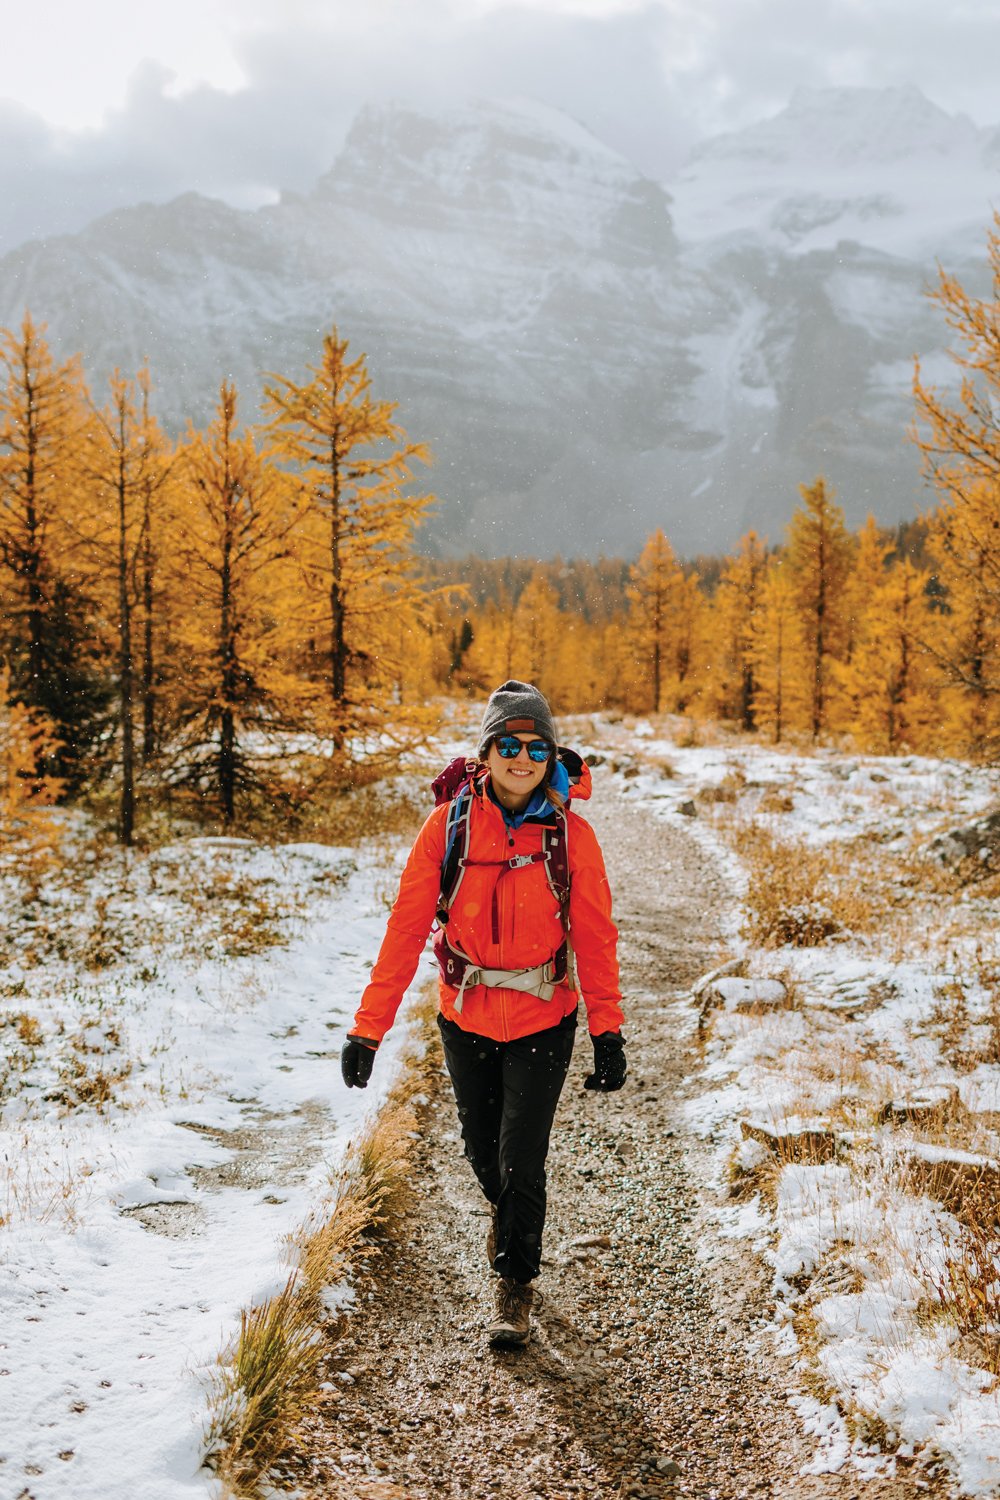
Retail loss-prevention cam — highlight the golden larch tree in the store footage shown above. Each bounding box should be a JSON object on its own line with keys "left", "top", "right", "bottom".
{"left": 785, "top": 476, "right": 854, "bottom": 740}
{"left": 82, "top": 369, "right": 171, "bottom": 843}
{"left": 921, "top": 482, "right": 1000, "bottom": 758}
{"left": 749, "top": 559, "right": 809, "bottom": 743}
{"left": 912, "top": 213, "right": 1000, "bottom": 760}
{"left": 262, "top": 328, "right": 433, "bottom": 750}
{"left": 839, "top": 557, "right": 937, "bottom": 752}
{"left": 0, "top": 314, "right": 109, "bottom": 785}
{"left": 0, "top": 664, "right": 64, "bottom": 871}
{"left": 842, "top": 516, "right": 893, "bottom": 660}
{"left": 171, "top": 384, "right": 303, "bottom": 821}
{"left": 508, "top": 570, "right": 565, "bottom": 700}
{"left": 710, "top": 530, "right": 768, "bottom": 729}
{"left": 626, "top": 529, "right": 687, "bottom": 713}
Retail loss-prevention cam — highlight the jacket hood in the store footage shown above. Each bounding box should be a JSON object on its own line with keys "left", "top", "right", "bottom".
{"left": 559, "top": 746, "right": 591, "bottom": 803}
{"left": 430, "top": 745, "right": 592, "bottom": 814}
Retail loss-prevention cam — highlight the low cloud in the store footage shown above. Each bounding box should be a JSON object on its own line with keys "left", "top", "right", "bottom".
{"left": 0, "top": 0, "right": 997, "bottom": 258}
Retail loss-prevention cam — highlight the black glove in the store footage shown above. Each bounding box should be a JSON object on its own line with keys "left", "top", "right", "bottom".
{"left": 341, "top": 1034, "right": 378, "bottom": 1088}
{"left": 584, "top": 1031, "right": 627, "bottom": 1092}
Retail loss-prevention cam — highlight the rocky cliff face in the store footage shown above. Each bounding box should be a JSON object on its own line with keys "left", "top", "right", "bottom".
{"left": 1, "top": 89, "right": 995, "bottom": 557}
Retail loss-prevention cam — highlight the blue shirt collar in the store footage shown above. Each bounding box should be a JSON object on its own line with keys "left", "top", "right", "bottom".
{"left": 487, "top": 758, "right": 570, "bottom": 828}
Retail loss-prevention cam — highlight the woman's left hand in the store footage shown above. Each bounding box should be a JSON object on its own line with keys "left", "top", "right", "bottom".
{"left": 584, "top": 1031, "right": 627, "bottom": 1092}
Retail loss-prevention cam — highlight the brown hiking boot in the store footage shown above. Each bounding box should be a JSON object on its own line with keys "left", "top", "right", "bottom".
{"left": 486, "top": 1205, "right": 498, "bottom": 1270}
{"left": 487, "top": 1278, "right": 537, "bottom": 1347}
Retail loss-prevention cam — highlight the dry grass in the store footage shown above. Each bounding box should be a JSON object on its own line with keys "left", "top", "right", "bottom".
{"left": 921, "top": 1170, "right": 1000, "bottom": 1373}
{"left": 696, "top": 767, "right": 747, "bottom": 806}
{"left": 289, "top": 778, "right": 428, "bottom": 850}
{"left": 205, "top": 1107, "right": 419, "bottom": 1496}
{"left": 926, "top": 971, "right": 1000, "bottom": 1075}
{"left": 730, "top": 820, "right": 902, "bottom": 947}
{"left": 709, "top": 781, "right": 1000, "bottom": 965}
{"left": 0, "top": 1129, "right": 94, "bottom": 1229}
{"left": 204, "top": 985, "right": 437, "bottom": 1498}
{"left": 757, "top": 786, "right": 796, "bottom": 814}
{"left": 725, "top": 1136, "right": 785, "bottom": 1203}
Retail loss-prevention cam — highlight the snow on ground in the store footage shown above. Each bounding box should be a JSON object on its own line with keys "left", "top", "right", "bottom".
{"left": 0, "top": 813, "right": 434, "bottom": 1500}
{"left": 574, "top": 714, "right": 1000, "bottom": 1495}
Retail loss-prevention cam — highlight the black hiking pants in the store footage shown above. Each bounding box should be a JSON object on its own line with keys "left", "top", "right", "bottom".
{"left": 437, "top": 1010, "right": 577, "bottom": 1285}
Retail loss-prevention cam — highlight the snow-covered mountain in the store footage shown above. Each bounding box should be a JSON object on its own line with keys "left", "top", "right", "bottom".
{"left": 1, "top": 89, "right": 996, "bottom": 557}
{"left": 673, "top": 84, "right": 996, "bottom": 262}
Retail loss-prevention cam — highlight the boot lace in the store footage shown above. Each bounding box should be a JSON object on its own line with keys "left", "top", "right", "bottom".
{"left": 496, "top": 1280, "right": 541, "bottom": 1319}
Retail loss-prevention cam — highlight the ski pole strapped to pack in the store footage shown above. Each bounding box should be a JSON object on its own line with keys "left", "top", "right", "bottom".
{"left": 429, "top": 755, "right": 574, "bottom": 1010}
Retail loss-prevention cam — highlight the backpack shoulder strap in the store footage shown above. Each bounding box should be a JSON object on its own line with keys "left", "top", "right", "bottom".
{"left": 542, "top": 807, "right": 571, "bottom": 920}
{"left": 437, "top": 780, "right": 476, "bottom": 924}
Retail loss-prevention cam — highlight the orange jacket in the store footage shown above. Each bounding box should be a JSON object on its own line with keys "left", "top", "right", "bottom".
{"left": 352, "top": 763, "right": 623, "bottom": 1044}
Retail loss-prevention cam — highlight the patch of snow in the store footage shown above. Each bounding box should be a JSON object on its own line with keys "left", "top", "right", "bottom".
{"left": 1, "top": 829, "right": 426, "bottom": 1498}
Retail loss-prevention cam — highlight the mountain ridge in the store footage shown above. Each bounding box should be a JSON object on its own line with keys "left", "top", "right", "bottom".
{"left": 0, "top": 87, "right": 995, "bottom": 558}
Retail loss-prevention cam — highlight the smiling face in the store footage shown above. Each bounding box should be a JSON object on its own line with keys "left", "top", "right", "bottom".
{"left": 486, "top": 733, "right": 551, "bottom": 813}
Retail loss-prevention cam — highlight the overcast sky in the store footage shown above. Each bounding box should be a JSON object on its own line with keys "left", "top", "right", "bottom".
{"left": 2, "top": 0, "right": 999, "bottom": 254}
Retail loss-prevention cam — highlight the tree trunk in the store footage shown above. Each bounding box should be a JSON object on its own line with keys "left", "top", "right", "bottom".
{"left": 219, "top": 485, "right": 236, "bottom": 823}
{"left": 219, "top": 704, "right": 235, "bottom": 824}
{"left": 117, "top": 443, "right": 135, "bottom": 847}
{"left": 141, "top": 526, "right": 156, "bottom": 762}
{"left": 23, "top": 386, "right": 45, "bottom": 703}
{"left": 740, "top": 662, "right": 755, "bottom": 732}
{"left": 329, "top": 436, "right": 346, "bottom": 708}
{"left": 812, "top": 528, "right": 827, "bottom": 740}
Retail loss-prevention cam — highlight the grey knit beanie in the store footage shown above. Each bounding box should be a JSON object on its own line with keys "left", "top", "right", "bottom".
{"left": 478, "top": 680, "right": 557, "bottom": 759}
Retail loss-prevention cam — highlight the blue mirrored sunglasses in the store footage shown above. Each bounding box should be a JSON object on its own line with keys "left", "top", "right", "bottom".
{"left": 495, "top": 734, "right": 552, "bottom": 763}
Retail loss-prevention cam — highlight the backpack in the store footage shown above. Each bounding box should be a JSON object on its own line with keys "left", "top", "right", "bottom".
{"left": 429, "top": 754, "right": 575, "bottom": 1006}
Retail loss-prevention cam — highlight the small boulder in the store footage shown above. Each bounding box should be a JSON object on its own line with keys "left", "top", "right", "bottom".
{"left": 712, "top": 978, "right": 789, "bottom": 1012}
{"left": 692, "top": 958, "right": 746, "bottom": 999}
{"left": 925, "top": 810, "right": 1000, "bottom": 875}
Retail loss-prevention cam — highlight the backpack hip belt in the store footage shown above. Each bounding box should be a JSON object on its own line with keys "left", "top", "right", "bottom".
{"left": 437, "top": 933, "right": 570, "bottom": 1013}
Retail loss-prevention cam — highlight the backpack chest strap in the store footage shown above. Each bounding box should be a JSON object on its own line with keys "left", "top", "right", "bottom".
{"left": 459, "top": 851, "right": 551, "bottom": 872}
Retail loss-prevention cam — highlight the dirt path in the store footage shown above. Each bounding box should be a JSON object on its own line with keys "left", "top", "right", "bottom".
{"left": 280, "top": 782, "right": 940, "bottom": 1500}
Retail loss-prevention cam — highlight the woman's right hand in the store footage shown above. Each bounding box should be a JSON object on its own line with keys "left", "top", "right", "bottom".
{"left": 341, "top": 1035, "right": 379, "bottom": 1088}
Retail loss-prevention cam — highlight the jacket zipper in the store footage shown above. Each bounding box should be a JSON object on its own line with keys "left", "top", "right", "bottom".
{"left": 498, "top": 830, "right": 510, "bottom": 1040}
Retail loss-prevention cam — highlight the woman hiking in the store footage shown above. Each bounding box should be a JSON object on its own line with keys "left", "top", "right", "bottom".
{"left": 341, "top": 680, "right": 626, "bottom": 1347}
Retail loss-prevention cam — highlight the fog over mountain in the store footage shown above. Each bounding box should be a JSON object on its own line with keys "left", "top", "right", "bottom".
{"left": 2, "top": 84, "right": 997, "bottom": 558}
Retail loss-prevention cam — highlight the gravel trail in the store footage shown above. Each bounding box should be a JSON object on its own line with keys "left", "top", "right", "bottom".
{"left": 282, "top": 782, "right": 940, "bottom": 1500}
